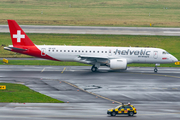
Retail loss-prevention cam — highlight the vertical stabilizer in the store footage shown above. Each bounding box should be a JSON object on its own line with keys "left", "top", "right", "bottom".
{"left": 7, "top": 20, "right": 35, "bottom": 46}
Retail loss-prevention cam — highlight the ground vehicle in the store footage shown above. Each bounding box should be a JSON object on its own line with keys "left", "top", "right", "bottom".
{"left": 107, "top": 104, "right": 137, "bottom": 116}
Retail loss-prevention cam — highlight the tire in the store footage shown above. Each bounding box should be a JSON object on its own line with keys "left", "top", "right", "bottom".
{"left": 128, "top": 111, "right": 134, "bottom": 116}
{"left": 154, "top": 68, "right": 158, "bottom": 73}
{"left": 111, "top": 112, "right": 116, "bottom": 116}
{"left": 91, "top": 65, "right": 97, "bottom": 72}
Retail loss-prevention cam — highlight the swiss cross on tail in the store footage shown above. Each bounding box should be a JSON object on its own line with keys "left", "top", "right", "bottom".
{"left": 8, "top": 20, "right": 35, "bottom": 46}
{"left": 5, "top": 20, "right": 59, "bottom": 61}
{"left": 13, "top": 30, "right": 25, "bottom": 42}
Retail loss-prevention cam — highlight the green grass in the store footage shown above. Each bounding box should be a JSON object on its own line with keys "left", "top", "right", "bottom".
{"left": 0, "top": 83, "right": 63, "bottom": 103}
{"left": 0, "top": 60, "right": 179, "bottom": 67}
{"left": 128, "top": 63, "right": 178, "bottom": 67}
{"left": 0, "top": 60, "right": 88, "bottom": 66}
{"left": 1, "top": 33, "right": 180, "bottom": 67}
{"left": 0, "top": 0, "right": 180, "bottom": 27}
{"left": 1, "top": 33, "right": 180, "bottom": 60}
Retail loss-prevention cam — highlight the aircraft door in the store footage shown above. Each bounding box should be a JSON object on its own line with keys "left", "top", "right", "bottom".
{"left": 41, "top": 48, "right": 46, "bottom": 56}
{"left": 153, "top": 51, "right": 158, "bottom": 59}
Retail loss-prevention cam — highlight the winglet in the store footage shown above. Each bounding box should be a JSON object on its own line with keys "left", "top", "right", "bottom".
{"left": 7, "top": 20, "right": 35, "bottom": 46}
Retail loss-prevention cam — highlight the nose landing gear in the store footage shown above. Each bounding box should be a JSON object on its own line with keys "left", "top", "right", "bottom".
{"left": 154, "top": 66, "right": 158, "bottom": 73}
{"left": 154, "top": 64, "right": 160, "bottom": 73}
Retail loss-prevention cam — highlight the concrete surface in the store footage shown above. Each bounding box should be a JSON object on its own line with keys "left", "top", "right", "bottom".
{"left": 0, "top": 25, "right": 180, "bottom": 36}
{"left": 0, "top": 65, "right": 180, "bottom": 119}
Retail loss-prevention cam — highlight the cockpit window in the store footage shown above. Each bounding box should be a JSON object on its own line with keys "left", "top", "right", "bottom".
{"left": 162, "top": 51, "right": 166, "bottom": 54}
{"left": 162, "top": 51, "right": 170, "bottom": 54}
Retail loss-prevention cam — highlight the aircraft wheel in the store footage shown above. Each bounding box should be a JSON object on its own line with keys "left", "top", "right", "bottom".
{"left": 154, "top": 68, "right": 158, "bottom": 73}
{"left": 91, "top": 65, "right": 97, "bottom": 72}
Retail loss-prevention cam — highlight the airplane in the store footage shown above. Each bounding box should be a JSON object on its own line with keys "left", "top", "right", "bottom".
{"left": 4, "top": 20, "right": 178, "bottom": 72}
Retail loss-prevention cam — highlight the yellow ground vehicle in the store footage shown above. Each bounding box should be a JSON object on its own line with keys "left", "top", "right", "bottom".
{"left": 107, "top": 104, "right": 137, "bottom": 116}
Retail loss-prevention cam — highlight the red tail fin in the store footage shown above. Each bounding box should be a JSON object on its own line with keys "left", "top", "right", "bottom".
{"left": 8, "top": 20, "right": 35, "bottom": 46}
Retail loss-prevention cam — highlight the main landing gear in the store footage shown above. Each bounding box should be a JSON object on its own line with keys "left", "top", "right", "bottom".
{"left": 154, "top": 64, "right": 160, "bottom": 73}
{"left": 91, "top": 63, "right": 100, "bottom": 72}
{"left": 91, "top": 65, "right": 98, "bottom": 72}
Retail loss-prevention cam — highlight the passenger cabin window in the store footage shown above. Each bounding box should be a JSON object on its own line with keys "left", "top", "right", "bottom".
{"left": 79, "top": 50, "right": 80, "bottom": 52}
{"left": 75, "top": 50, "right": 77, "bottom": 52}
{"left": 102, "top": 51, "right": 103, "bottom": 53}
{"left": 52, "top": 50, "right": 54, "bottom": 52}
{"left": 93, "top": 51, "right": 95, "bottom": 53}
{"left": 89, "top": 51, "right": 91, "bottom": 53}
{"left": 105, "top": 51, "right": 107, "bottom": 53}
{"left": 49, "top": 50, "right": 50, "bottom": 52}
{"left": 56, "top": 50, "right": 58, "bottom": 52}
{"left": 64, "top": 50, "right": 66, "bottom": 52}
{"left": 60, "top": 50, "right": 62, "bottom": 52}
{"left": 97, "top": 51, "right": 99, "bottom": 53}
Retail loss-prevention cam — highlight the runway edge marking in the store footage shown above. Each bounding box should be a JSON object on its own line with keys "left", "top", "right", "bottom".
{"left": 62, "top": 81, "right": 122, "bottom": 104}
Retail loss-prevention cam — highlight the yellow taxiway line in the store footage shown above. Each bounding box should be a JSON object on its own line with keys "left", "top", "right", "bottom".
{"left": 61, "top": 67, "right": 66, "bottom": 73}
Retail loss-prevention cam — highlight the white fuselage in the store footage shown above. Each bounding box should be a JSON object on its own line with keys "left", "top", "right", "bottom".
{"left": 36, "top": 45, "right": 177, "bottom": 64}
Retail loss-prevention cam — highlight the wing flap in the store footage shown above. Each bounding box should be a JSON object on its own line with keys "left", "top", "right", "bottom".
{"left": 78, "top": 55, "right": 109, "bottom": 65}
{"left": 79, "top": 55, "right": 108, "bottom": 59}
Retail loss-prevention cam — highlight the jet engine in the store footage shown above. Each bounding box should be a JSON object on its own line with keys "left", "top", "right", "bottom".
{"left": 109, "top": 59, "right": 127, "bottom": 70}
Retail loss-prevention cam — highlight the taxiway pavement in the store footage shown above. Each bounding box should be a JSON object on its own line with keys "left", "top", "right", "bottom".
{"left": 0, "top": 65, "right": 180, "bottom": 120}
{"left": 0, "top": 25, "right": 180, "bottom": 36}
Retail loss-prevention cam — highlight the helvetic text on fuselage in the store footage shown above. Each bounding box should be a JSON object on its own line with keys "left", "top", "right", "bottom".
{"left": 115, "top": 49, "right": 151, "bottom": 58}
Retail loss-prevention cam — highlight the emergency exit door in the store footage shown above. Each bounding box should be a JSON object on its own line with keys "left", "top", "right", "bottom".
{"left": 153, "top": 51, "right": 158, "bottom": 59}
{"left": 41, "top": 48, "right": 46, "bottom": 56}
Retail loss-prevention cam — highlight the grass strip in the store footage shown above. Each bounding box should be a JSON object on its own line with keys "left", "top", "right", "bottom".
{"left": 0, "top": 60, "right": 88, "bottom": 66}
{"left": 0, "top": 60, "right": 179, "bottom": 67}
{"left": 1, "top": 33, "right": 180, "bottom": 60}
{"left": 0, "top": 83, "right": 63, "bottom": 103}
{"left": 0, "top": 0, "right": 180, "bottom": 27}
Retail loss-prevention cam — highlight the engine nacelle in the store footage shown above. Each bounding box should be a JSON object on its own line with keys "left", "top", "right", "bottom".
{"left": 109, "top": 59, "right": 127, "bottom": 70}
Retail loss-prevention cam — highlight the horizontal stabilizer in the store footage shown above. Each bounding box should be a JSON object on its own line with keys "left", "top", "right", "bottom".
{"left": 4, "top": 47, "right": 27, "bottom": 51}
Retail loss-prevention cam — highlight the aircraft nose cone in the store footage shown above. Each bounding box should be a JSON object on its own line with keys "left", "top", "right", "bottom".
{"left": 172, "top": 56, "right": 178, "bottom": 62}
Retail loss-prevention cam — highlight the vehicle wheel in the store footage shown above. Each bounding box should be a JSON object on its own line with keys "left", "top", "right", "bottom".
{"left": 111, "top": 112, "right": 116, "bottom": 116}
{"left": 154, "top": 68, "right": 158, "bottom": 73}
{"left": 91, "top": 65, "right": 97, "bottom": 72}
{"left": 128, "top": 111, "right": 134, "bottom": 116}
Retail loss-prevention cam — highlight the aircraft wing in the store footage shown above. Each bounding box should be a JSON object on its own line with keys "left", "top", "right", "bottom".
{"left": 78, "top": 55, "right": 110, "bottom": 65}
{"left": 78, "top": 55, "right": 131, "bottom": 64}
{"left": 79, "top": 55, "right": 109, "bottom": 59}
